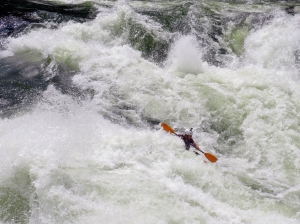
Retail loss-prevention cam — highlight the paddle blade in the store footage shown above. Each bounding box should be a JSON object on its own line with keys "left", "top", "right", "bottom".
{"left": 161, "top": 123, "right": 175, "bottom": 134}
{"left": 204, "top": 153, "right": 218, "bottom": 163}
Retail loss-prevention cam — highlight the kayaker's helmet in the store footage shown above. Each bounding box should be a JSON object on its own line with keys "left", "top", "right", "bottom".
{"left": 184, "top": 129, "right": 193, "bottom": 135}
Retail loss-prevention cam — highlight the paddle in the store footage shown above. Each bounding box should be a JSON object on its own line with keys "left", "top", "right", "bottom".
{"left": 161, "top": 122, "right": 218, "bottom": 163}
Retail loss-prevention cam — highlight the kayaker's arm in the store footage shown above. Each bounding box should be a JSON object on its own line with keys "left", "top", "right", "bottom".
{"left": 191, "top": 141, "right": 200, "bottom": 151}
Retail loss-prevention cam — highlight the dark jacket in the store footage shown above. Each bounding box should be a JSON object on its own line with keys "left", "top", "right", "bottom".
{"left": 178, "top": 135, "right": 196, "bottom": 150}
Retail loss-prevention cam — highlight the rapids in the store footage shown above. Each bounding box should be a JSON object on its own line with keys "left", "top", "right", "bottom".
{"left": 0, "top": 0, "right": 300, "bottom": 223}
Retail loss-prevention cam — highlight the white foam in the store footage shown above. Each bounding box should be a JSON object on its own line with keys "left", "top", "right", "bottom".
{"left": 1, "top": 2, "right": 300, "bottom": 224}
{"left": 166, "top": 35, "right": 204, "bottom": 75}
{"left": 244, "top": 11, "right": 300, "bottom": 72}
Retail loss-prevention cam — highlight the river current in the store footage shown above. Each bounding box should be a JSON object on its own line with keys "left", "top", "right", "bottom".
{"left": 0, "top": 0, "right": 300, "bottom": 223}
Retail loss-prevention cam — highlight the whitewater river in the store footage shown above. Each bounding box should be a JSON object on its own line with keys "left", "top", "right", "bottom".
{"left": 0, "top": 0, "right": 300, "bottom": 223}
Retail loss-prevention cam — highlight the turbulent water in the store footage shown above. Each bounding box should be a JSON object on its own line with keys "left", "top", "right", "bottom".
{"left": 1, "top": 0, "right": 300, "bottom": 223}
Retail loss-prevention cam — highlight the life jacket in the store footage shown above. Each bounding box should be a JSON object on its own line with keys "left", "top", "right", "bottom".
{"left": 180, "top": 135, "right": 195, "bottom": 150}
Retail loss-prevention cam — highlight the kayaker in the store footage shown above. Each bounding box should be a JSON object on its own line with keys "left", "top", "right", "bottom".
{"left": 161, "top": 122, "right": 218, "bottom": 162}
{"left": 177, "top": 128, "right": 201, "bottom": 154}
